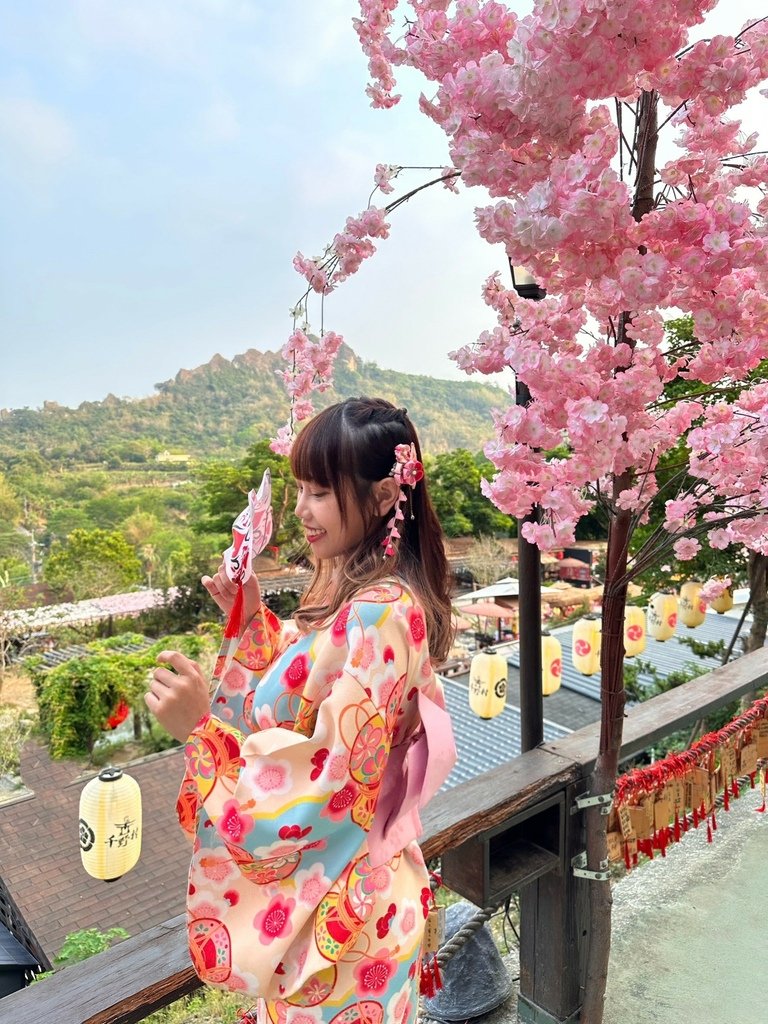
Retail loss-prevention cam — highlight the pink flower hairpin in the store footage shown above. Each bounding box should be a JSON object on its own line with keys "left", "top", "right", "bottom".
{"left": 382, "top": 443, "right": 424, "bottom": 558}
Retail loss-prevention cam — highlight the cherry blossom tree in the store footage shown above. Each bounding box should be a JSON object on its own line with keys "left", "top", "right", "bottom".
{"left": 273, "top": 3, "right": 768, "bottom": 1020}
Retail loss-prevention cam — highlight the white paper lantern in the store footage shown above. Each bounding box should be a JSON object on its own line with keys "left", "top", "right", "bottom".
{"left": 679, "top": 581, "right": 706, "bottom": 629}
{"left": 623, "top": 606, "right": 646, "bottom": 658}
{"left": 79, "top": 767, "right": 142, "bottom": 881}
{"left": 648, "top": 592, "right": 678, "bottom": 642}
{"left": 572, "top": 617, "right": 601, "bottom": 676}
{"left": 469, "top": 648, "right": 507, "bottom": 719}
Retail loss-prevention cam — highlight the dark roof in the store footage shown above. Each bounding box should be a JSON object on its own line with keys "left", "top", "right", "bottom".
{"left": 0, "top": 923, "right": 39, "bottom": 968}
{"left": 0, "top": 872, "right": 49, "bottom": 972}
{"left": 439, "top": 678, "right": 570, "bottom": 789}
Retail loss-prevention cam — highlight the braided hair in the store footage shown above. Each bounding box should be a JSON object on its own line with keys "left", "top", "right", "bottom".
{"left": 290, "top": 397, "right": 453, "bottom": 663}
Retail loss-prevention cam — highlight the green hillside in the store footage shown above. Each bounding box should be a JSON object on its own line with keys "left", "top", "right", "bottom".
{"left": 0, "top": 344, "right": 506, "bottom": 466}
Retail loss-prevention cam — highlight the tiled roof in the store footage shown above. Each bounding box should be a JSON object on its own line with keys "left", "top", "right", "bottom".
{"left": 439, "top": 678, "right": 569, "bottom": 789}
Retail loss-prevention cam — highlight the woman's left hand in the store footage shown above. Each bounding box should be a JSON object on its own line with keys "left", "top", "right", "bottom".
{"left": 145, "top": 651, "right": 211, "bottom": 742}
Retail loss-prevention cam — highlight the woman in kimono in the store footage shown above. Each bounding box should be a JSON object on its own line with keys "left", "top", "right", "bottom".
{"left": 146, "top": 397, "right": 457, "bottom": 1024}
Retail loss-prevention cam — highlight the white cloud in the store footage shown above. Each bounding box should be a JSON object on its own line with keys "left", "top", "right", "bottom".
{"left": 0, "top": 95, "right": 76, "bottom": 167}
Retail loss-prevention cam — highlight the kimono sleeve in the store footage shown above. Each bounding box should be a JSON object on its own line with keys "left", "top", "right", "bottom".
{"left": 180, "top": 597, "right": 417, "bottom": 883}
{"left": 176, "top": 603, "right": 285, "bottom": 838}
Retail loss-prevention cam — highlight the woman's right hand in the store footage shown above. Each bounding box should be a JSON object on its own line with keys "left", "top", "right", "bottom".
{"left": 202, "top": 563, "right": 263, "bottom": 630}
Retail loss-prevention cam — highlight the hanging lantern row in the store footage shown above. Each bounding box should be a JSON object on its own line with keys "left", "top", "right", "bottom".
{"left": 79, "top": 766, "right": 142, "bottom": 882}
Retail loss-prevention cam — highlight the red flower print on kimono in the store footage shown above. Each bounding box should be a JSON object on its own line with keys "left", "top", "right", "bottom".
{"left": 254, "top": 894, "right": 296, "bottom": 945}
{"left": 353, "top": 951, "right": 397, "bottom": 996}
{"left": 217, "top": 799, "right": 254, "bottom": 845}
{"left": 320, "top": 781, "right": 360, "bottom": 823}
{"left": 283, "top": 652, "right": 310, "bottom": 690}
{"left": 330, "top": 604, "right": 352, "bottom": 646}
{"left": 405, "top": 607, "right": 426, "bottom": 649}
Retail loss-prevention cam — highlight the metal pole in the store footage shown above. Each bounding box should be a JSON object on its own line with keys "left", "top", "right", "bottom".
{"left": 515, "top": 381, "right": 544, "bottom": 752}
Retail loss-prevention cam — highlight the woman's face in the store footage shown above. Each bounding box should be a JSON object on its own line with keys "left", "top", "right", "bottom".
{"left": 294, "top": 479, "right": 367, "bottom": 561}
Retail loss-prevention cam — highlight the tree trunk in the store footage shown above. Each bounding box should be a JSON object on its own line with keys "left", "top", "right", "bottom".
{"left": 580, "top": 505, "right": 631, "bottom": 1023}
{"left": 746, "top": 552, "right": 768, "bottom": 653}
{"left": 580, "top": 89, "right": 658, "bottom": 1024}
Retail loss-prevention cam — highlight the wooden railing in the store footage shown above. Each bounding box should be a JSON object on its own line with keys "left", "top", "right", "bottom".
{"left": 4, "top": 649, "right": 766, "bottom": 1024}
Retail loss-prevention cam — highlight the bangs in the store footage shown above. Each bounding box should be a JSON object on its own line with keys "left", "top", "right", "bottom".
{"left": 290, "top": 405, "right": 347, "bottom": 488}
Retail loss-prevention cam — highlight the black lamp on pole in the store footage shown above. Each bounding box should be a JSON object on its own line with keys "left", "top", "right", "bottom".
{"left": 509, "top": 260, "right": 546, "bottom": 753}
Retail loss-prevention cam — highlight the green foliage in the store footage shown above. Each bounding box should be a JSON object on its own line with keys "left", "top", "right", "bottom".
{"left": 194, "top": 440, "right": 301, "bottom": 550}
{"left": 0, "top": 706, "right": 36, "bottom": 777}
{"left": 143, "top": 986, "right": 245, "bottom": 1023}
{"left": 54, "top": 927, "right": 129, "bottom": 966}
{"left": 428, "top": 449, "right": 513, "bottom": 537}
{"left": 43, "top": 528, "right": 143, "bottom": 600}
{"left": 31, "top": 632, "right": 210, "bottom": 759}
{"left": 676, "top": 635, "right": 725, "bottom": 659}
{"left": 0, "top": 471, "right": 22, "bottom": 525}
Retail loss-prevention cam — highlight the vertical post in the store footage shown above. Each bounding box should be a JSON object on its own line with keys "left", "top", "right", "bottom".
{"left": 515, "top": 379, "right": 543, "bottom": 753}
{"left": 518, "top": 781, "right": 588, "bottom": 1023}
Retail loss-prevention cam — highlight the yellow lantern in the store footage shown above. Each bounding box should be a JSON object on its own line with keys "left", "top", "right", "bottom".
{"left": 468, "top": 648, "right": 507, "bottom": 719}
{"left": 541, "top": 633, "right": 562, "bottom": 696}
{"left": 79, "top": 767, "right": 142, "bottom": 881}
{"left": 572, "top": 616, "right": 601, "bottom": 676}
{"left": 710, "top": 584, "right": 734, "bottom": 614}
{"left": 679, "top": 581, "right": 706, "bottom": 629}
{"left": 623, "top": 606, "right": 646, "bottom": 658}
{"left": 648, "top": 591, "right": 677, "bottom": 642}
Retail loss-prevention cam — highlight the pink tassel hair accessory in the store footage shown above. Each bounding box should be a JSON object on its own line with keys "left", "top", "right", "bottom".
{"left": 382, "top": 443, "right": 423, "bottom": 558}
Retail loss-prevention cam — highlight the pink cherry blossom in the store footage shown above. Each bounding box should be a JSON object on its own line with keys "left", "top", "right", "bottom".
{"left": 673, "top": 537, "right": 701, "bottom": 561}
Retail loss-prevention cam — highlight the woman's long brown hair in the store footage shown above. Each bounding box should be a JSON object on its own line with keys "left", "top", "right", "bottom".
{"left": 289, "top": 397, "right": 453, "bottom": 664}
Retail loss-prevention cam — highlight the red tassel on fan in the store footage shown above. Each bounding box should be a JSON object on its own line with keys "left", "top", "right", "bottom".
{"left": 707, "top": 821, "right": 713, "bottom": 843}
{"left": 711, "top": 808, "right": 717, "bottom": 832}
{"left": 732, "top": 779, "right": 739, "bottom": 799}
{"left": 682, "top": 810, "right": 689, "bottom": 833}
{"left": 749, "top": 772, "right": 756, "bottom": 789}
{"left": 693, "top": 806, "right": 699, "bottom": 828}
{"left": 673, "top": 812, "right": 681, "bottom": 843}
{"left": 224, "top": 581, "right": 245, "bottom": 639}
{"left": 699, "top": 800, "right": 706, "bottom": 822}
{"left": 723, "top": 784, "right": 729, "bottom": 811}
{"left": 624, "top": 842, "right": 632, "bottom": 871}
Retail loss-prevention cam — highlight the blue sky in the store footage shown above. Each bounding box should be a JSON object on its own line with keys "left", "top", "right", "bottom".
{"left": 0, "top": 0, "right": 761, "bottom": 410}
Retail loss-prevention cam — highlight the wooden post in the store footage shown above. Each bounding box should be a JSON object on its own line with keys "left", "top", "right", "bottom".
{"left": 518, "top": 781, "right": 589, "bottom": 1023}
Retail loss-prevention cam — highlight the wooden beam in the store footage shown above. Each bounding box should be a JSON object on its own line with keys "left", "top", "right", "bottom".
{"left": 420, "top": 746, "right": 582, "bottom": 859}
{"left": 543, "top": 648, "right": 768, "bottom": 772}
{"left": 0, "top": 915, "right": 201, "bottom": 1024}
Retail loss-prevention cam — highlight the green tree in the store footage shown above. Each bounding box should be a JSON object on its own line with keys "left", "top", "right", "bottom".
{"left": 428, "top": 449, "right": 513, "bottom": 537}
{"left": 194, "top": 440, "right": 301, "bottom": 553}
{"left": 43, "top": 528, "right": 143, "bottom": 600}
{"left": 0, "top": 471, "right": 22, "bottom": 526}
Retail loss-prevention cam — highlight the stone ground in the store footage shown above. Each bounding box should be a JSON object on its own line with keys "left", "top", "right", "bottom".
{"left": 430, "top": 785, "right": 766, "bottom": 1024}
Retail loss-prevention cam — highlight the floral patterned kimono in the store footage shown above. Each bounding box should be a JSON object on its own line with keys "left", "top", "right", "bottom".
{"left": 177, "top": 581, "right": 456, "bottom": 1024}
